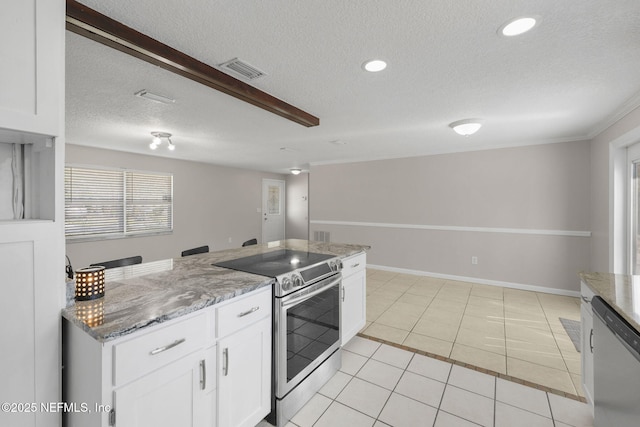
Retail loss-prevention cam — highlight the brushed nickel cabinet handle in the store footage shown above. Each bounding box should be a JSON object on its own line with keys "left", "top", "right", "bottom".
{"left": 200, "top": 360, "right": 206, "bottom": 390}
{"left": 581, "top": 296, "right": 591, "bottom": 304}
{"left": 223, "top": 348, "right": 229, "bottom": 376}
{"left": 351, "top": 263, "right": 360, "bottom": 268}
{"left": 238, "top": 306, "right": 259, "bottom": 317}
{"left": 149, "top": 338, "right": 186, "bottom": 356}
{"left": 589, "top": 329, "right": 594, "bottom": 353}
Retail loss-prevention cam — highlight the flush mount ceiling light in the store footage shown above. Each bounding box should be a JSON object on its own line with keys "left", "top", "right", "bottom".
{"left": 498, "top": 16, "right": 539, "bottom": 37}
{"left": 135, "top": 89, "right": 175, "bottom": 104}
{"left": 362, "top": 59, "right": 387, "bottom": 72}
{"left": 290, "top": 169, "right": 302, "bottom": 175}
{"left": 449, "top": 119, "right": 484, "bottom": 136}
{"left": 149, "top": 132, "right": 175, "bottom": 151}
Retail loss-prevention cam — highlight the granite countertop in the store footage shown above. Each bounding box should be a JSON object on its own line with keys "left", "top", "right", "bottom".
{"left": 62, "top": 239, "right": 370, "bottom": 342}
{"left": 579, "top": 272, "right": 640, "bottom": 331}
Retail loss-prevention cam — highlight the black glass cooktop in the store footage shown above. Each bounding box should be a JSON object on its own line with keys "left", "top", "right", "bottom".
{"left": 214, "top": 249, "right": 335, "bottom": 277}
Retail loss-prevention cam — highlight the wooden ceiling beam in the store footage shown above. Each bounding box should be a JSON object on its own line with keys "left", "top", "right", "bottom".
{"left": 65, "top": 0, "right": 319, "bottom": 127}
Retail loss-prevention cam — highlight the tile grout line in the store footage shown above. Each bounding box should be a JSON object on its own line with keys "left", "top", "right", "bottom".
{"left": 501, "top": 284, "right": 508, "bottom": 382}
{"left": 543, "top": 298, "right": 583, "bottom": 397}
{"left": 343, "top": 345, "right": 486, "bottom": 427}
{"left": 431, "top": 350, "right": 455, "bottom": 427}
{"left": 546, "top": 390, "right": 557, "bottom": 427}
{"left": 493, "top": 374, "right": 497, "bottom": 427}
{"left": 288, "top": 338, "right": 579, "bottom": 427}
{"left": 447, "top": 280, "right": 472, "bottom": 360}
{"left": 536, "top": 293, "right": 580, "bottom": 397}
{"left": 356, "top": 332, "right": 586, "bottom": 403}
{"left": 364, "top": 270, "right": 585, "bottom": 402}
{"left": 367, "top": 342, "right": 560, "bottom": 426}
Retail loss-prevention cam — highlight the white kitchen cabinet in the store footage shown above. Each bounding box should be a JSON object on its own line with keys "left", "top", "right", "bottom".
{"left": 217, "top": 290, "right": 272, "bottom": 427}
{"left": 0, "top": 0, "right": 63, "bottom": 135}
{"left": 63, "top": 310, "right": 215, "bottom": 427}
{"left": 341, "top": 252, "right": 367, "bottom": 345}
{"left": 580, "top": 281, "right": 595, "bottom": 408}
{"left": 63, "top": 286, "right": 272, "bottom": 427}
{"left": 0, "top": 2, "right": 64, "bottom": 427}
{"left": 114, "top": 348, "right": 213, "bottom": 427}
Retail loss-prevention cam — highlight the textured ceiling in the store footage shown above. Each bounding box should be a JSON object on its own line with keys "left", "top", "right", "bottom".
{"left": 66, "top": 0, "right": 640, "bottom": 173}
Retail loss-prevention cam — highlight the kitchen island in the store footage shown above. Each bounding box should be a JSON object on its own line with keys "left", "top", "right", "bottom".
{"left": 62, "top": 239, "right": 369, "bottom": 427}
{"left": 62, "top": 239, "right": 369, "bottom": 341}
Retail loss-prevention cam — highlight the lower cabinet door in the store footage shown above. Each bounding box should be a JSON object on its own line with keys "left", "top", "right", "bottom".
{"left": 217, "top": 316, "right": 271, "bottom": 427}
{"left": 114, "top": 350, "right": 211, "bottom": 427}
{"left": 341, "top": 268, "right": 366, "bottom": 345}
{"left": 580, "top": 302, "right": 594, "bottom": 406}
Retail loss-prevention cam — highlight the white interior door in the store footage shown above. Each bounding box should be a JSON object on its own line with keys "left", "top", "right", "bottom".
{"left": 262, "top": 179, "right": 285, "bottom": 243}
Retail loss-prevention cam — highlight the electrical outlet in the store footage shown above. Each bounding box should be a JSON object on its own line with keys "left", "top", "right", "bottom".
{"left": 471, "top": 256, "right": 478, "bottom": 265}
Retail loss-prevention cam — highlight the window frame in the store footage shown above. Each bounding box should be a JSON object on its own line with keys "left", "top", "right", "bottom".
{"left": 65, "top": 164, "right": 173, "bottom": 242}
{"left": 627, "top": 144, "right": 640, "bottom": 274}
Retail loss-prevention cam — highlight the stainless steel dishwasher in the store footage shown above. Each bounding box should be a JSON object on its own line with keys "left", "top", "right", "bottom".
{"left": 592, "top": 296, "right": 640, "bottom": 427}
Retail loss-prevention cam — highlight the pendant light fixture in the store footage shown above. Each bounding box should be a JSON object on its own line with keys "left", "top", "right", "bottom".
{"left": 149, "top": 132, "right": 175, "bottom": 151}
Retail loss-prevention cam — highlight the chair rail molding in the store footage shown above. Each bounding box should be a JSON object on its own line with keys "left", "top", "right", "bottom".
{"left": 309, "top": 220, "right": 591, "bottom": 238}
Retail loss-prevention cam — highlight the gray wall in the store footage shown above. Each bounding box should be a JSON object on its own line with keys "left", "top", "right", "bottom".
{"left": 65, "top": 144, "right": 284, "bottom": 268}
{"left": 310, "top": 141, "right": 591, "bottom": 293}
{"left": 285, "top": 173, "right": 309, "bottom": 239}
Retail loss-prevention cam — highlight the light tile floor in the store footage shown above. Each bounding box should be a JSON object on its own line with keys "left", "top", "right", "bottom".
{"left": 259, "top": 336, "right": 593, "bottom": 427}
{"left": 360, "top": 269, "right": 584, "bottom": 398}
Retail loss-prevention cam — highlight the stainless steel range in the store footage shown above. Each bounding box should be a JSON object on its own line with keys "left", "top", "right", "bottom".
{"left": 214, "top": 249, "right": 342, "bottom": 426}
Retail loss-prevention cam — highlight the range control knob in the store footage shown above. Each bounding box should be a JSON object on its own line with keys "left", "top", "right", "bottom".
{"left": 329, "top": 259, "right": 343, "bottom": 272}
{"left": 291, "top": 274, "right": 302, "bottom": 288}
{"left": 281, "top": 276, "right": 292, "bottom": 291}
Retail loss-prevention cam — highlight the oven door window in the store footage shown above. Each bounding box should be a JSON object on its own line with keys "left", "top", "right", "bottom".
{"left": 286, "top": 284, "right": 340, "bottom": 381}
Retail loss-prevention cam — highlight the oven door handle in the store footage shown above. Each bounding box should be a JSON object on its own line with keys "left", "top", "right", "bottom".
{"left": 282, "top": 276, "right": 341, "bottom": 309}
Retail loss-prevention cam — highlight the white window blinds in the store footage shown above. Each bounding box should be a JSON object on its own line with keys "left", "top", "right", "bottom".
{"left": 65, "top": 166, "right": 173, "bottom": 239}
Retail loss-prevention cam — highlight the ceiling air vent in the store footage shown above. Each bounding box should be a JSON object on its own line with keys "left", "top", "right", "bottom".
{"left": 218, "top": 58, "right": 267, "bottom": 81}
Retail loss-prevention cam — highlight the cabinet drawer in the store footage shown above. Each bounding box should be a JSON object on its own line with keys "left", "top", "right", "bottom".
{"left": 217, "top": 288, "right": 271, "bottom": 338}
{"left": 341, "top": 252, "right": 366, "bottom": 278}
{"left": 114, "top": 314, "right": 207, "bottom": 386}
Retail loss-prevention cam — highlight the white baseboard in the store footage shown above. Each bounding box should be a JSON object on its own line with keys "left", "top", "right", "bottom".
{"left": 366, "top": 263, "right": 580, "bottom": 298}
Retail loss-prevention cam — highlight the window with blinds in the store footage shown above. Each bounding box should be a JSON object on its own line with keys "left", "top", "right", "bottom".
{"left": 65, "top": 166, "right": 173, "bottom": 240}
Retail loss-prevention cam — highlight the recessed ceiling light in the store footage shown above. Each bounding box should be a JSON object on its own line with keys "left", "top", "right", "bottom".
{"left": 449, "top": 119, "right": 484, "bottom": 136}
{"left": 362, "top": 59, "right": 387, "bottom": 72}
{"left": 498, "top": 16, "right": 539, "bottom": 37}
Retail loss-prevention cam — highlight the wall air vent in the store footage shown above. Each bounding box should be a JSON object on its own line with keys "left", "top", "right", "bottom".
{"left": 218, "top": 58, "right": 267, "bottom": 81}
{"left": 314, "top": 231, "right": 331, "bottom": 243}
